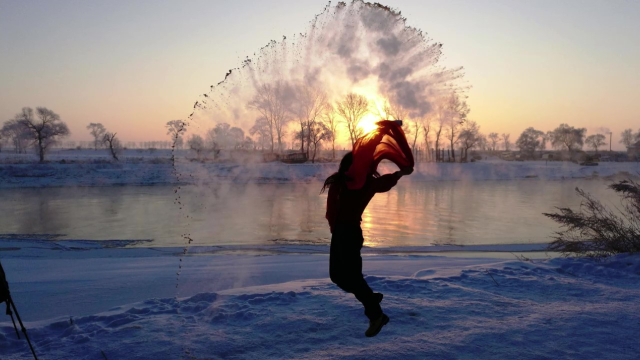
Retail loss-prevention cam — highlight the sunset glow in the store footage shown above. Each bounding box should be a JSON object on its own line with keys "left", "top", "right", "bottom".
{"left": 359, "top": 113, "right": 383, "bottom": 135}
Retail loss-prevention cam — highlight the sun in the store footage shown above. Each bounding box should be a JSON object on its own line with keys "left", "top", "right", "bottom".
{"left": 358, "top": 113, "right": 381, "bottom": 135}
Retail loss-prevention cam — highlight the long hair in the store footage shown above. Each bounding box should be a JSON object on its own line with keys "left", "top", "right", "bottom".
{"left": 320, "top": 152, "right": 353, "bottom": 193}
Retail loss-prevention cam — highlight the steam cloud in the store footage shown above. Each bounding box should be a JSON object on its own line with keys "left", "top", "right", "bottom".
{"left": 189, "top": 1, "right": 465, "bottom": 132}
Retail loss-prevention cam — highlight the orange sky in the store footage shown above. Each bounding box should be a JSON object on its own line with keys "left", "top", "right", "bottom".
{"left": 1, "top": 0, "right": 638, "bottom": 149}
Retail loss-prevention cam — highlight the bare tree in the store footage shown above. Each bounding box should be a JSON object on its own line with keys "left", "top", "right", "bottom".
{"left": 445, "top": 94, "right": 469, "bottom": 162}
{"left": 103, "top": 132, "right": 121, "bottom": 161}
{"left": 308, "top": 120, "right": 330, "bottom": 163}
{"left": 336, "top": 93, "right": 369, "bottom": 148}
{"left": 548, "top": 123, "right": 586, "bottom": 154}
{"left": 374, "top": 99, "right": 408, "bottom": 122}
{"left": 501, "top": 133, "right": 511, "bottom": 151}
{"left": 324, "top": 108, "right": 339, "bottom": 160}
{"left": 16, "top": 107, "right": 70, "bottom": 163}
{"left": 433, "top": 110, "right": 446, "bottom": 162}
{"left": 477, "top": 134, "right": 488, "bottom": 152}
{"left": 585, "top": 134, "right": 606, "bottom": 154}
{"left": 458, "top": 121, "right": 481, "bottom": 161}
{"left": 422, "top": 119, "right": 432, "bottom": 162}
{"left": 488, "top": 132, "right": 499, "bottom": 152}
{"left": 407, "top": 119, "right": 420, "bottom": 154}
{"left": 620, "top": 129, "right": 635, "bottom": 148}
{"left": 205, "top": 128, "right": 219, "bottom": 152}
{"left": 86, "top": 123, "right": 106, "bottom": 150}
{"left": 248, "top": 82, "right": 292, "bottom": 154}
{"left": 292, "top": 85, "right": 328, "bottom": 156}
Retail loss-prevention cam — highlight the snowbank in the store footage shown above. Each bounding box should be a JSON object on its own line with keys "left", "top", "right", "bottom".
{"left": 1, "top": 240, "right": 639, "bottom": 359}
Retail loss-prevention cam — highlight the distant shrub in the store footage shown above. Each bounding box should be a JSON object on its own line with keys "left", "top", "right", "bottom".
{"left": 544, "top": 179, "right": 640, "bottom": 258}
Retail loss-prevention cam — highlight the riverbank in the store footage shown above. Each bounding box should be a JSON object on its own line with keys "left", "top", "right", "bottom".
{"left": 1, "top": 239, "right": 639, "bottom": 359}
{"left": 1, "top": 152, "right": 638, "bottom": 188}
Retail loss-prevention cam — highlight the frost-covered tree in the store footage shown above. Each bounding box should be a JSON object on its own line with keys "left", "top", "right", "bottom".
{"left": 187, "top": 135, "right": 204, "bottom": 158}
{"left": 585, "top": 134, "right": 606, "bottom": 154}
{"left": 620, "top": 129, "right": 635, "bottom": 148}
{"left": 1, "top": 120, "right": 31, "bottom": 153}
{"left": 166, "top": 120, "right": 186, "bottom": 150}
{"left": 249, "top": 118, "right": 271, "bottom": 151}
{"left": 548, "top": 123, "right": 586, "bottom": 154}
{"left": 516, "top": 127, "right": 546, "bottom": 158}
{"left": 16, "top": 107, "right": 70, "bottom": 162}
{"left": 228, "top": 127, "right": 245, "bottom": 149}
{"left": 87, "top": 123, "right": 106, "bottom": 150}
{"left": 248, "top": 82, "right": 293, "bottom": 154}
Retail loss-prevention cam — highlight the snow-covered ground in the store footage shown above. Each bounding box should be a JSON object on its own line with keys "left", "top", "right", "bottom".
{"left": 1, "top": 239, "right": 639, "bottom": 359}
{"left": 1, "top": 150, "right": 639, "bottom": 188}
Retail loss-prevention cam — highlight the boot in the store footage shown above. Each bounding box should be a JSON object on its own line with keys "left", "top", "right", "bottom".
{"left": 365, "top": 313, "right": 389, "bottom": 337}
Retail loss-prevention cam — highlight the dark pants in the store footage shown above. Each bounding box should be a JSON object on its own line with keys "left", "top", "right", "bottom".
{"left": 329, "top": 224, "right": 382, "bottom": 321}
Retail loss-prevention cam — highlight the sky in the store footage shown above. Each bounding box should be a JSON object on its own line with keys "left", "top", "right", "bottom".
{"left": 0, "top": 0, "right": 638, "bottom": 149}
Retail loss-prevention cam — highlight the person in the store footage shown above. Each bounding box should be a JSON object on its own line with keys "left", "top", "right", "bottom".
{"left": 322, "top": 151, "right": 413, "bottom": 337}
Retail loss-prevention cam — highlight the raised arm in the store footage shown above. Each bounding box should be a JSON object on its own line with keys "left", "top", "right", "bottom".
{"left": 371, "top": 167, "right": 413, "bottom": 193}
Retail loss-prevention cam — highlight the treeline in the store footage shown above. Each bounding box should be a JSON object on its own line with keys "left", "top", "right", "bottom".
{"left": 1, "top": 107, "right": 126, "bottom": 162}
{"left": 176, "top": 83, "right": 473, "bottom": 163}
{"left": 514, "top": 125, "right": 639, "bottom": 160}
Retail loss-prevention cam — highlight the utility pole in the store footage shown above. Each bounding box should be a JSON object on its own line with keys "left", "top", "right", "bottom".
{"left": 609, "top": 132, "right": 612, "bottom": 152}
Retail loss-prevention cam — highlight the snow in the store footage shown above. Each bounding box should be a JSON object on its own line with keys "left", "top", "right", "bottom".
{"left": 1, "top": 239, "right": 639, "bottom": 359}
{"left": 1, "top": 151, "right": 639, "bottom": 189}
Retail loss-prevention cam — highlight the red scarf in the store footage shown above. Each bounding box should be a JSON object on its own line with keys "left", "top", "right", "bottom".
{"left": 345, "top": 120, "right": 414, "bottom": 189}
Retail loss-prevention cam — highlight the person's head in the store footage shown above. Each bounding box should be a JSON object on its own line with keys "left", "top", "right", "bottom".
{"left": 321, "top": 151, "right": 353, "bottom": 193}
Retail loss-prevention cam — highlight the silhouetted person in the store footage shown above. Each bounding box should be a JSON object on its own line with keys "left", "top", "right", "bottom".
{"left": 322, "top": 152, "right": 412, "bottom": 337}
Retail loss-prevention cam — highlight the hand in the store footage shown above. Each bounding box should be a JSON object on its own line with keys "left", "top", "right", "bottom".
{"left": 398, "top": 167, "right": 413, "bottom": 176}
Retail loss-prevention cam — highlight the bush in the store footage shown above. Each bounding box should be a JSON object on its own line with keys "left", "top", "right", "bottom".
{"left": 544, "top": 179, "right": 640, "bottom": 258}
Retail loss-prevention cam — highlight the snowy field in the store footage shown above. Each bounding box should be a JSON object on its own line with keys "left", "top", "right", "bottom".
{"left": 1, "top": 149, "right": 639, "bottom": 188}
{"left": 0, "top": 240, "right": 639, "bottom": 359}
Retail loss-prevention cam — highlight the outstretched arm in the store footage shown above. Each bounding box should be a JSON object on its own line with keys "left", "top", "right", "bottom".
{"left": 372, "top": 167, "right": 413, "bottom": 193}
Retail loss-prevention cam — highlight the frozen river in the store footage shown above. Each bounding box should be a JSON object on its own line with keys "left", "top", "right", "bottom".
{"left": 0, "top": 178, "right": 616, "bottom": 248}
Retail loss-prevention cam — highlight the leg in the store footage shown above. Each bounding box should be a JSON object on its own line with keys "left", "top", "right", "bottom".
{"left": 330, "top": 228, "right": 382, "bottom": 320}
